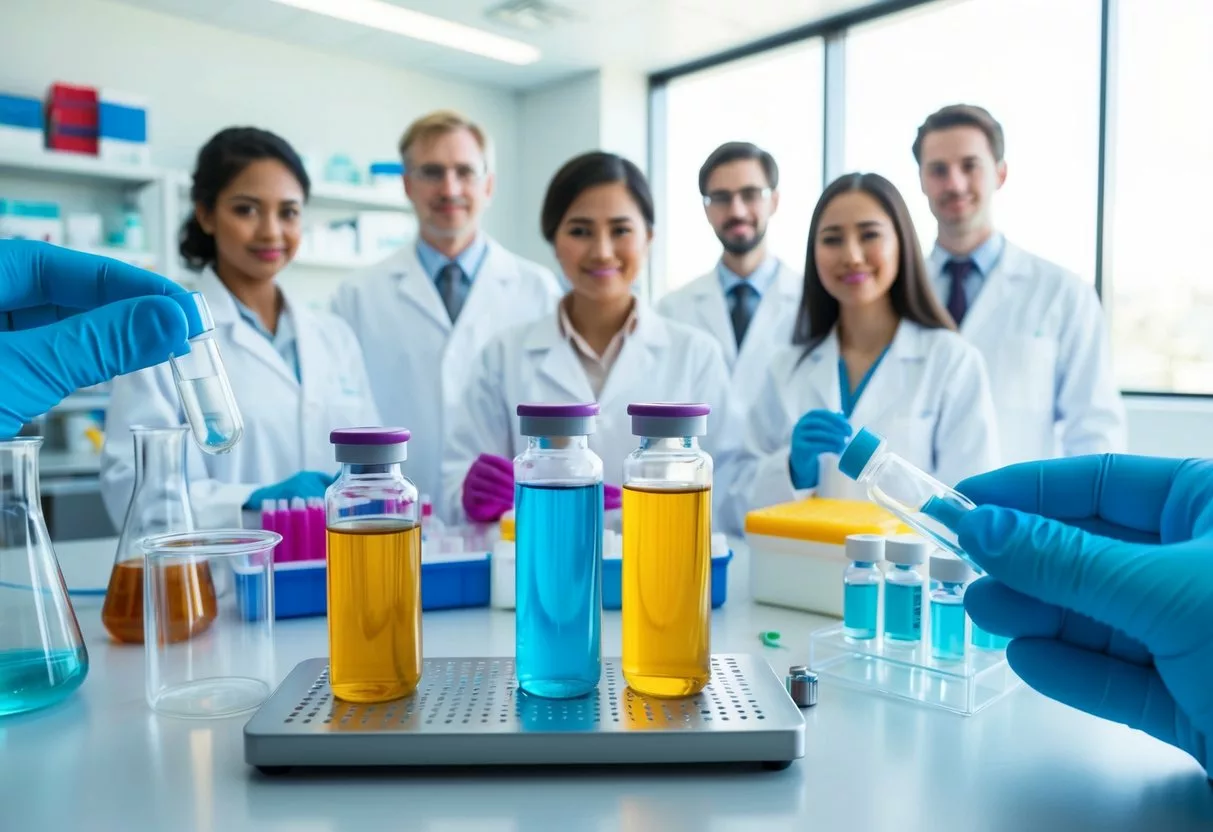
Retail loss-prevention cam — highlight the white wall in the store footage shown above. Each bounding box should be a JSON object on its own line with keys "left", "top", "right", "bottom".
{"left": 0, "top": 0, "right": 523, "bottom": 249}
{"left": 1125, "top": 398, "right": 1213, "bottom": 459}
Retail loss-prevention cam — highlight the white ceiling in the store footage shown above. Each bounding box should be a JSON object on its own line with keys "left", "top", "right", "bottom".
{"left": 111, "top": 0, "right": 889, "bottom": 89}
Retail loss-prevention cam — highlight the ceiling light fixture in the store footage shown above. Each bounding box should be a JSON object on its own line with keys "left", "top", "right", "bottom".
{"left": 267, "top": 0, "right": 542, "bottom": 65}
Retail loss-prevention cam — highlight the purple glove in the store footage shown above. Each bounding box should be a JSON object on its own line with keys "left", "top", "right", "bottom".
{"left": 462, "top": 453, "right": 515, "bottom": 522}
{"left": 604, "top": 484, "right": 623, "bottom": 511}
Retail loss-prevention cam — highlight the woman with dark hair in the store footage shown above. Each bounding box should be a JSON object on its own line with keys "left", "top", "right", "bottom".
{"left": 728, "top": 171, "right": 998, "bottom": 517}
{"left": 101, "top": 127, "right": 380, "bottom": 529}
{"left": 441, "top": 151, "right": 729, "bottom": 526}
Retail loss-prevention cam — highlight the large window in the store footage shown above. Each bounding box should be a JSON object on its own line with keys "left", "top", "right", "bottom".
{"left": 843, "top": 0, "right": 1102, "bottom": 281}
{"left": 1105, "top": 0, "right": 1213, "bottom": 394}
{"left": 656, "top": 41, "right": 824, "bottom": 297}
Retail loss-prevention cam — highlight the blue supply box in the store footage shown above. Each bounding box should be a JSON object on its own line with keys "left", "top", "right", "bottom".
{"left": 601, "top": 551, "right": 733, "bottom": 610}
{"left": 233, "top": 555, "right": 491, "bottom": 621}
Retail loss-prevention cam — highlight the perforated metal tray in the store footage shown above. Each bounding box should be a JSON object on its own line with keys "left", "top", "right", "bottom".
{"left": 244, "top": 654, "right": 805, "bottom": 772}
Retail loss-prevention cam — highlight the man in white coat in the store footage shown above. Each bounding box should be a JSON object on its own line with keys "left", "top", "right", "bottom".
{"left": 331, "top": 110, "right": 562, "bottom": 520}
{"left": 914, "top": 104, "right": 1127, "bottom": 464}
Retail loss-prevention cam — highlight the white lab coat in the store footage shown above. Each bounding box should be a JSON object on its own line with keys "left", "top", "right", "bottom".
{"left": 101, "top": 267, "right": 381, "bottom": 530}
{"left": 442, "top": 306, "right": 731, "bottom": 529}
{"left": 932, "top": 240, "right": 1127, "bottom": 464}
{"left": 331, "top": 237, "right": 562, "bottom": 521}
{"left": 728, "top": 321, "right": 1000, "bottom": 522}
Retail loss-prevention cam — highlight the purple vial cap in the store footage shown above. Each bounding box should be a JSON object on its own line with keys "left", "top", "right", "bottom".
{"left": 329, "top": 427, "right": 411, "bottom": 445}
{"left": 626, "top": 403, "right": 711, "bottom": 418}
{"left": 516, "top": 403, "right": 600, "bottom": 418}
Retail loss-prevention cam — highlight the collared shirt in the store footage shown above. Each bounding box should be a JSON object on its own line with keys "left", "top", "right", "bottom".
{"left": 716, "top": 255, "right": 779, "bottom": 300}
{"left": 232, "top": 295, "right": 301, "bottom": 382}
{"left": 929, "top": 232, "right": 1005, "bottom": 308}
{"left": 415, "top": 234, "right": 490, "bottom": 285}
{"left": 557, "top": 294, "right": 640, "bottom": 398}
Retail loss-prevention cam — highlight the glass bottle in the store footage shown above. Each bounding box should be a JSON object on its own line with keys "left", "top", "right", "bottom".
{"left": 883, "top": 534, "right": 929, "bottom": 644}
{"left": 514, "top": 402, "right": 603, "bottom": 699}
{"left": 838, "top": 426, "right": 982, "bottom": 574}
{"left": 0, "top": 437, "right": 89, "bottom": 715}
{"left": 930, "top": 552, "right": 975, "bottom": 661}
{"left": 842, "top": 533, "right": 884, "bottom": 640}
{"left": 102, "top": 426, "right": 215, "bottom": 645}
{"left": 621, "top": 402, "right": 713, "bottom": 698}
{"left": 326, "top": 427, "right": 421, "bottom": 703}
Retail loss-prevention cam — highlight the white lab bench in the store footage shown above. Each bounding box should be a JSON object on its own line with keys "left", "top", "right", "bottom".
{"left": 3, "top": 537, "right": 1211, "bottom": 831}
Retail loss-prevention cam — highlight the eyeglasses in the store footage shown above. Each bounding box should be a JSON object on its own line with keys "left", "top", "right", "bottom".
{"left": 407, "top": 163, "right": 486, "bottom": 186}
{"left": 703, "top": 186, "right": 772, "bottom": 208}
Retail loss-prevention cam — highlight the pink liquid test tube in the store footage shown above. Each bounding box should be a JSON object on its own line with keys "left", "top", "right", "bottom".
{"left": 275, "top": 498, "right": 291, "bottom": 561}
{"left": 260, "top": 500, "right": 279, "bottom": 562}
{"left": 289, "top": 497, "right": 307, "bottom": 563}
{"left": 307, "top": 497, "right": 326, "bottom": 561}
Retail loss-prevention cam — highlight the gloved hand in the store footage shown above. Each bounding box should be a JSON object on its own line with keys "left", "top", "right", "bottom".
{"left": 245, "top": 471, "right": 336, "bottom": 508}
{"left": 789, "top": 409, "right": 852, "bottom": 489}
{"left": 955, "top": 455, "right": 1213, "bottom": 777}
{"left": 604, "top": 484, "right": 623, "bottom": 511}
{"left": 0, "top": 240, "right": 204, "bottom": 438}
{"left": 462, "top": 453, "right": 514, "bottom": 523}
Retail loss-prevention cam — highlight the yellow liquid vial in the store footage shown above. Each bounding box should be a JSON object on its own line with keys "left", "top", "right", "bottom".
{"left": 621, "top": 485, "right": 712, "bottom": 698}
{"left": 326, "top": 518, "right": 422, "bottom": 703}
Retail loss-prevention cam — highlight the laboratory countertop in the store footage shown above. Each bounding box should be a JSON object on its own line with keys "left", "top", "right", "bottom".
{"left": 3, "top": 537, "right": 1212, "bottom": 832}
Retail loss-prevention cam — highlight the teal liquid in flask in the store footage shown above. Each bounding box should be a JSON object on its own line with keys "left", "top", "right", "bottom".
{"left": 0, "top": 438, "right": 89, "bottom": 715}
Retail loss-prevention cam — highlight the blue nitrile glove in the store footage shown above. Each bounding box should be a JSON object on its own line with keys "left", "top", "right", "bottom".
{"left": 0, "top": 240, "right": 204, "bottom": 438}
{"left": 245, "top": 471, "right": 337, "bottom": 509}
{"left": 955, "top": 455, "right": 1213, "bottom": 777}
{"left": 789, "top": 409, "right": 852, "bottom": 489}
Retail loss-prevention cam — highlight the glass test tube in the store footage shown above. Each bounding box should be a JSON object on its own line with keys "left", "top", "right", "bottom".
{"left": 169, "top": 292, "right": 244, "bottom": 454}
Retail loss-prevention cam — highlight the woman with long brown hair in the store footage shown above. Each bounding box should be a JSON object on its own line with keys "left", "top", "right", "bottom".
{"left": 727, "top": 172, "right": 999, "bottom": 517}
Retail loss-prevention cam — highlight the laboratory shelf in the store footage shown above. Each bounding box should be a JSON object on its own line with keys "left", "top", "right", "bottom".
{"left": 0, "top": 148, "right": 163, "bottom": 186}
{"left": 808, "top": 625, "right": 1022, "bottom": 715}
{"left": 244, "top": 653, "right": 806, "bottom": 773}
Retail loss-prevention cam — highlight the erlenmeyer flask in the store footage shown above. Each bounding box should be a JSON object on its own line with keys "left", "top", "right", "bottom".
{"left": 102, "top": 426, "right": 216, "bottom": 644}
{"left": 0, "top": 437, "right": 89, "bottom": 716}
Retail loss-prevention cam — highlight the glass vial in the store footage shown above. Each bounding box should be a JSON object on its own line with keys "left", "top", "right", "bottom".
{"left": 169, "top": 291, "right": 244, "bottom": 455}
{"left": 972, "top": 625, "right": 1012, "bottom": 651}
{"left": 842, "top": 533, "right": 884, "bottom": 640}
{"left": 621, "top": 402, "right": 713, "bottom": 698}
{"left": 0, "top": 438, "right": 88, "bottom": 715}
{"left": 838, "top": 426, "right": 981, "bottom": 573}
{"left": 883, "top": 534, "right": 929, "bottom": 644}
{"left": 103, "top": 426, "right": 212, "bottom": 645}
{"left": 325, "top": 427, "right": 421, "bottom": 703}
{"left": 929, "top": 552, "right": 974, "bottom": 662}
{"left": 514, "top": 403, "right": 604, "bottom": 699}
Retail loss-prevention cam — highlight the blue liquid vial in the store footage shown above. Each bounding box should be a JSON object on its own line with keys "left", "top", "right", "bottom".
{"left": 972, "top": 625, "right": 1011, "bottom": 651}
{"left": 929, "top": 553, "right": 974, "bottom": 661}
{"left": 837, "top": 427, "right": 981, "bottom": 575}
{"left": 842, "top": 534, "right": 884, "bottom": 640}
{"left": 513, "top": 403, "right": 604, "bottom": 699}
{"left": 883, "top": 535, "right": 929, "bottom": 643}
{"left": 169, "top": 292, "right": 244, "bottom": 455}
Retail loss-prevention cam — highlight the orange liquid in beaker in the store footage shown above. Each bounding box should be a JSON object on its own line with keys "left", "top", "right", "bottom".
{"left": 101, "top": 558, "right": 218, "bottom": 644}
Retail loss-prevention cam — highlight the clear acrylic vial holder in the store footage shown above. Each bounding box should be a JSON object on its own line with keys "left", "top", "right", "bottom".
{"left": 807, "top": 622, "right": 1022, "bottom": 715}
{"left": 142, "top": 529, "right": 280, "bottom": 719}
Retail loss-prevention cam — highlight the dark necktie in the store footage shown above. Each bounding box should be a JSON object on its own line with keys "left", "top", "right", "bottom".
{"left": 944, "top": 259, "right": 974, "bottom": 326}
{"left": 437, "top": 262, "right": 468, "bottom": 323}
{"left": 729, "top": 282, "right": 757, "bottom": 348}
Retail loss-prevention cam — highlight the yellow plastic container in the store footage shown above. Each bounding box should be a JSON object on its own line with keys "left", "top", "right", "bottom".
{"left": 745, "top": 498, "right": 911, "bottom": 617}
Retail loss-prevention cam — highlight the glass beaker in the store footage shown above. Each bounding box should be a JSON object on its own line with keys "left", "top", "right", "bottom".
{"left": 142, "top": 529, "right": 279, "bottom": 718}
{"left": 102, "top": 426, "right": 211, "bottom": 644}
{"left": 0, "top": 437, "right": 89, "bottom": 716}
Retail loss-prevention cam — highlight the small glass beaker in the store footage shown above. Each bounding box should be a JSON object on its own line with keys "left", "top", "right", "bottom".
{"left": 142, "top": 529, "right": 280, "bottom": 719}
{"left": 0, "top": 437, "right": 89, "bottom": 716}
{"left": 103, "top": 426, "right": 202, "bottom": 644}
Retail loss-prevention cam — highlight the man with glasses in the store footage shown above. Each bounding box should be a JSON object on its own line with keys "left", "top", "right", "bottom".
{"left": 658, "top": 141, "right": 800, "bottom": 533}
{"left": 332, "top": 110, "right": 560, "bottom": 520}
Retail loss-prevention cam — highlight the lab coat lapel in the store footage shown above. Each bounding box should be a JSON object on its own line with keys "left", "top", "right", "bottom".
{"left": 689, "top": 272, "right": 737, "bottom": 366}
{"left": 795, "top": 329, "right": 842, "bottom": 415}
{"left": 528, "top": 315, "right": 595, "bottom": 403}
{"left": 598, "top": 304, "right": 668, "bottom": 406}
{"left": 739, "top": 260, "right": 800, "bottom": 366}
{"left": 848, "top": 322, "right": 918, "bottom": 428}
{"left": 956, "top": 245, "right": 1021, "bottom": 337}
{"left": 392, "top": 245, "right": 452, "bottom": 333}
{"left": 197, "top": 268, "right": 297, "bottom": 389}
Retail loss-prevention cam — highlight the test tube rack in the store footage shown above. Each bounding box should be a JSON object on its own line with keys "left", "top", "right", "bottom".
{"left": 807, "top": 624, "right": 1022, "bottom": 715}
{"left": 244, "top": 654, "right": 806, "bottom": 773}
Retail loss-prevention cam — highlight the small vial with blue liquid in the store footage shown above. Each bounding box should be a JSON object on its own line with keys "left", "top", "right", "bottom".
{"left": 883, "top": 535, "right": 929, "bottom": 644}
{"left": 513, "top": 403, "right": 604, "bottom": 699}
{"left": 169, "top": 292, "right": 244, "bottom": 454}
{"left": 842, "top": 534, "right": 884, "bottom": 640}
{"left": 837, "top": 426, "right": 980, "bottom": 575}
{"left": 929, "top": 552, "right": 975, "bottom": 662}
{"left": 972, "top": 625, "right": 1011, "bottom": 651}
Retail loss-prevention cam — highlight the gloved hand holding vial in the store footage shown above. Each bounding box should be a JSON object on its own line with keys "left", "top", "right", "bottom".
{"left": 169, "top": 291, "right": 244, "bottom": 454}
